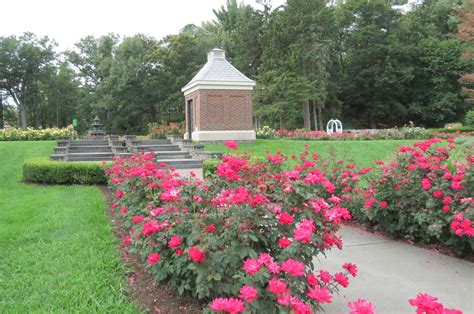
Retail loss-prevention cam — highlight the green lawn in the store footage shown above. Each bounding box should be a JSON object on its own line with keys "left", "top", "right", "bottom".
{"left": 206, "top": 139, "right": 418, "bottom": 167}
{"left": 0, "top": 141, "right": 139, "bottom": 312}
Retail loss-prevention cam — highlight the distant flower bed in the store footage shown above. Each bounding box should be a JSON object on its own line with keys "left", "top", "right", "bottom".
{"left": 0, "top": 127, "right": 74, "bottom": 141}
{"left": 147, "top": 122, "right": 184, "bottom": 139}
{"left": 255, "top": 126, "right": 474, "bottom": 141}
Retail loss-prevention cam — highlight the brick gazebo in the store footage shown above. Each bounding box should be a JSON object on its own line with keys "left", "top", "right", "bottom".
{"left": 181, "top": 48, "right": 256, "bottom": 142}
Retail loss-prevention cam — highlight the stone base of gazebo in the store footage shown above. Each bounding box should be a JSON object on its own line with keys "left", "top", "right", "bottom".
{"left": 184, "top": 130, "right": 256, "bottom": 142}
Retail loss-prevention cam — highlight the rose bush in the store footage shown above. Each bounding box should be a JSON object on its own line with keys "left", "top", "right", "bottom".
{"left": 348, "top": 138, "right": 474, "bottom": 256}
{"left": 105, "top": 146, "right": 363, "bottom": 313}
{"left": 270, "top": 128, "right": 473, "bottom": 141}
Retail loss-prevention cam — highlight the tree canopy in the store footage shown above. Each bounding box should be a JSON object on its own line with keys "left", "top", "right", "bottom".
{"left": 0, "top": 0, "right": 471, "bottom": 132}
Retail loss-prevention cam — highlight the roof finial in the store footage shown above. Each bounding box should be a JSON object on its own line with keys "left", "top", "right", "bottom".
{"left": 208, "top": 48, "right": 226, "bottom": 61}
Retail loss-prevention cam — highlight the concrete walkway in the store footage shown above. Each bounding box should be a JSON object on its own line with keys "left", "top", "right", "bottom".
{"left": 314, "top": 226, "right": 473, "bottom": 313}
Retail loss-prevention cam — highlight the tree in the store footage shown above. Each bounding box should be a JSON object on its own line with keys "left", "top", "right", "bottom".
{"left": 213, "top": 0, "right": 265, "bottom": 79}
{"left": 66, "top": 34, "right": 118, "bottom": 132}
{"left": 336, "top": 0, "right": 403, "bottom": 128}
{"left": 40, "top": 62, "right": 80, "bottom": 128}
{"left": 256, "top": 0, "right": 336, "bottom": 130}
{"left": 455, "top": 0, "right": 474, "bottom": 109}
{"left": 0, "top": 33, "right": 56, "bottom": 128}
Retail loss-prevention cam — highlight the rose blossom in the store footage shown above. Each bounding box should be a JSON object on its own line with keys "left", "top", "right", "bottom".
{"left": 209, "top": 298, "right": 246, "bottom": 313}
{"left": 278, "top": 212, "right": 294, "bottom": 225}
{"left": 267, "top": 277, "right": 287, "bottom": 295}
{"left": 278, "top": 238, "right": 292, "bottom": 249}
{"left": 257, "top": 253, "right": 272, "bottom": 266}
{"left": 223, "top": 140, "right": 238, "bottom": 150}
{"left": 188, "top": 246, "right": 205, "bottom": 262}
{"left": 167, "top": 235, "right": 182, "bottom": 248}
{"left": 204, "top": 224, "right": 216, "bottom": 233}
{"left": 281, "top": 258, "right": 305, "bottom": 277}
{"left": 239, "top": 285, "right": 258, "bottom": 303}
{"left": 334, "top": 272, "right": 349, "bottom": 287}
{"left": 242, "top": 258, "right": 261, "bottom": 276}
{"left": 347, "top": 299, "right": 375, "bottom": 314}
{"left": 307, "top": 286, "right": 332, "bottom": 303}
{"left": 147, "top": 252, "right": 160, "bottom": 265}
{"left": 343, "top": 262, "right": 358, "bottom": 277}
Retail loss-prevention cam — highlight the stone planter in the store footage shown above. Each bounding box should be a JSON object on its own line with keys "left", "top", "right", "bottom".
{"left": 166, "top": 134, "right": 183, "bottom": 143}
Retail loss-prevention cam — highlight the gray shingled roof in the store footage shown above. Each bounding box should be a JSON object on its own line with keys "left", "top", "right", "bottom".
{"left": 182, "top": 49, "right": 254, "bottom": 91}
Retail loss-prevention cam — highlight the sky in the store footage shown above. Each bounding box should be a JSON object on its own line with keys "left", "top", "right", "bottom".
{"left": 1, "top": 0, "right": 286, "bottom": 51}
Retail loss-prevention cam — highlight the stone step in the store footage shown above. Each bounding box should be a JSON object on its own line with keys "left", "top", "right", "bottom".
{"left": 67, "top": 152, "right": 114, "bottom": 158}
{"left": 50, "top": 154, "right": 65, "bottom": 161}
{"left": 67, "top": 156, "right": 113, "bottom": 162}
{"left": 133, "top": 145, "right": 181, "bottom": 152}
{"left": 69, "top": 142, "right": 110, "bottom": 146}
{"left": 152, "top": 151, "right": 192, "bottom": 159}
{"left": 154, "top": 158, "right": 203, "bottom": 168}
{"left": 68, "top": 146, "right": 113, "bottom": 152}
{"left": 140, "top": 139, "right": 172, "bottom": 145}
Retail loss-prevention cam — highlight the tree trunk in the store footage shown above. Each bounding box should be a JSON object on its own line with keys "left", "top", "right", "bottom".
{"left": 303, "top": 100, "right": 311, "bottom": 130}
{"left": 19, "top": 105, "right": 27, "bottom": 129}
{"left": 369, "top": 113, "right": 376, "bottom": 129}
{"left": 317, "top": 103, "right": 323, "bottom": 132}
{"left": 280, "top": 113, "right": 285, "bottom": 129}
{"left": 312, "top": 100, "right": 318, "bottom": 131}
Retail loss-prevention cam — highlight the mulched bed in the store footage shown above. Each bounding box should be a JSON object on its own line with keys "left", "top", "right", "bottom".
{"left": 101, "top": 186, "right": 203, "bottom": 313}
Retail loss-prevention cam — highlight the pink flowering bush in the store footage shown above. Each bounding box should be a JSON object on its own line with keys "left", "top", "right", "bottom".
{"left": 349, "top": 138, "right": 474, "bottom": 256}
{"left": 105, "top": 146, "right": 362, "bottom": 313}
{"left": 409, "top": 293, "right": 463, "bottom": 314}
{"left": 270, "top": 128, "right": 473, "bottom": 141}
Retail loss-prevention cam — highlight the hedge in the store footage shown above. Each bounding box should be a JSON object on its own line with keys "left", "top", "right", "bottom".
{"left": 23, "top": 157, "right": 110, "bottom": 185}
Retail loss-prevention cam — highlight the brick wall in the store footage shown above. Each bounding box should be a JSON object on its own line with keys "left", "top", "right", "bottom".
{"left": 185, "top": 89, "right": 253, "bottom": 133}
{"left": 203, "top": 89, "right": 253, "bottom": 131}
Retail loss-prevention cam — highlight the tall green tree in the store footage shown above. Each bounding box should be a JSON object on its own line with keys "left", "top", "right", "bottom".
{"left": 336, "top": 0, "right": 403, "bottom": 128}
{"left": 256, "top": 0, "right": 337, "bottom": 130}
{"left": 0, "top": 33, "right": 56, "bottom": 128}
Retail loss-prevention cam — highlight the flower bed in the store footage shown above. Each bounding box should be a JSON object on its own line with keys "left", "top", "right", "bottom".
{"left": 255, "top": 127, "right": 474, "bottom": 141}
{"left": 105, "top": 145, "right": 364, "bottom": 313}
{"left": 147, "top": 122, "right": 184, "bottom": 139}
{"left": 348, "top": 138, "right": 474, "bottom": 256}
{"left": 105, "top": 140, "right": 468, "bottom": 313}
{"left": 0, "top": 126, "right": 74, "bottom": 141}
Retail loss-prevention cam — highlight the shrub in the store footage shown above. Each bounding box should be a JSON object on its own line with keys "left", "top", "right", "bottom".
{"left": 255, "top": 126, "right": 275, "bottom": 139}
{"left": 398, "top": 122, "right": 427, "bottom": 139}
{"left": 464, "top": 110, "right": 474, "bottom": 127}
{"left": 348, "top": 138, "right": 474, "bottom": 256}
{"left": 105, "top": 147, "right": 362, "bottom": 313}
{"left": 203, "top": 160, "right": 220, "bottom": 178}
{"left": 23, "top": 157, "right": 109, "bottom": 185}
{"left": 147, "top": 122, "right": 184, "bottom": 139}
{"left": 0, "top": 126, "right": 75, "bottom": 141}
